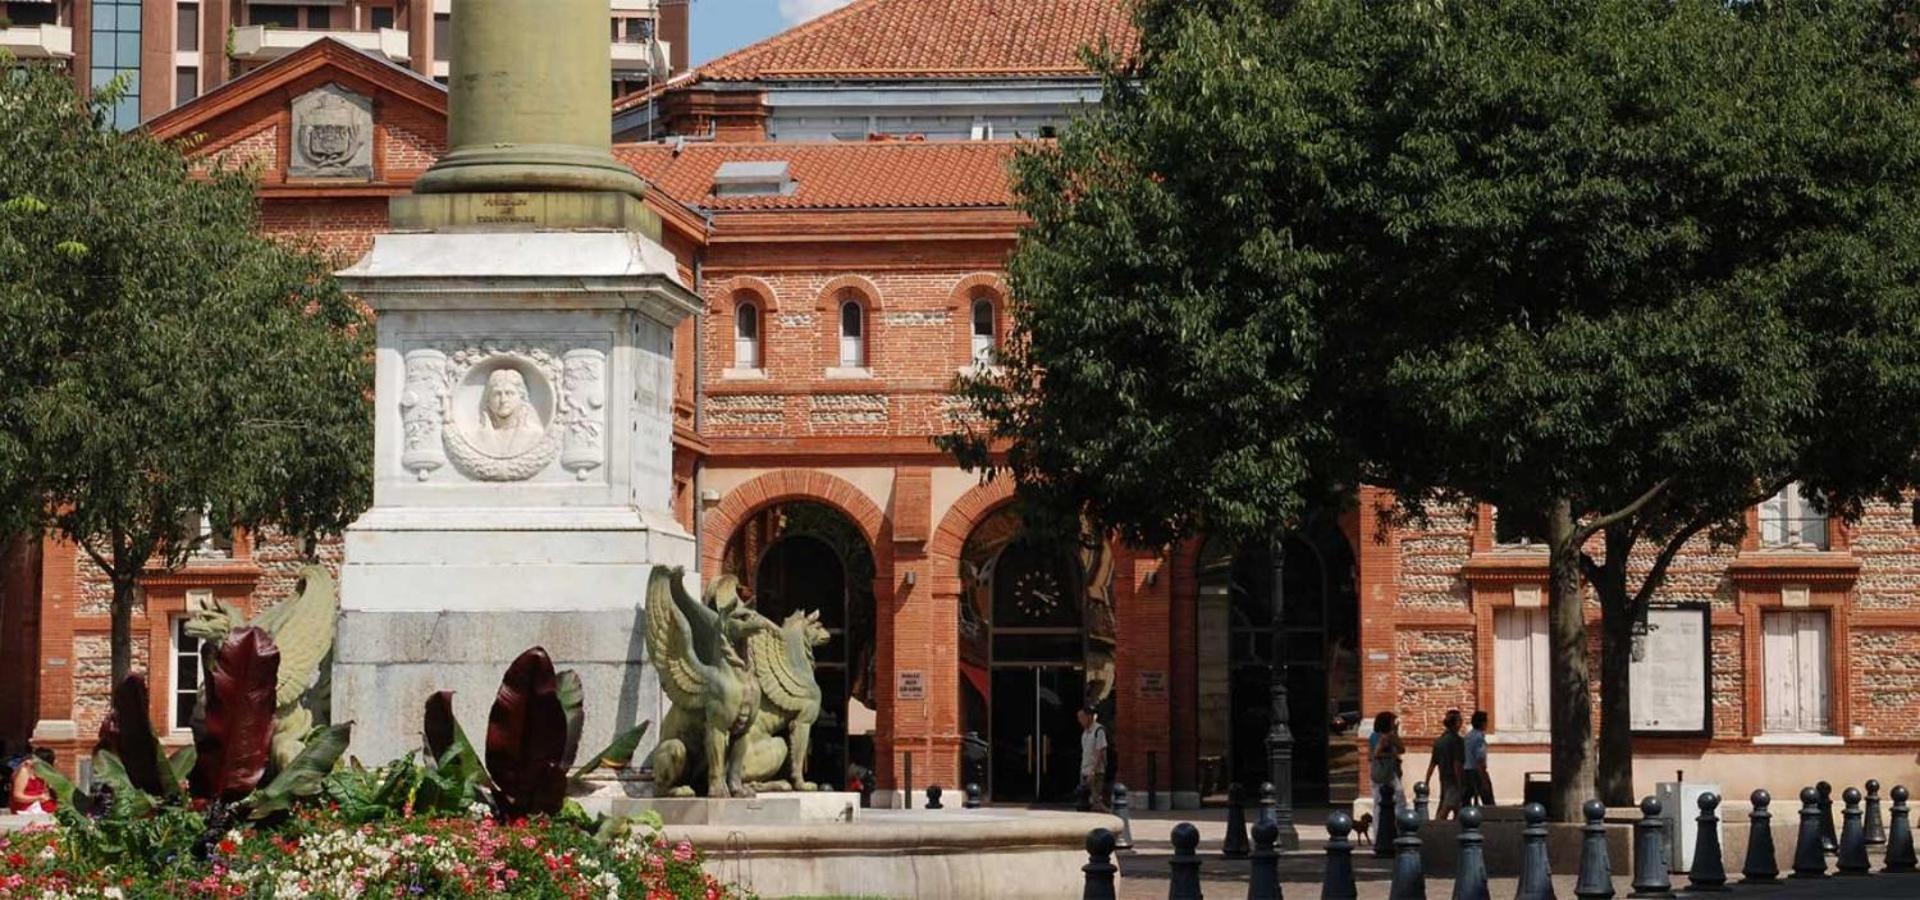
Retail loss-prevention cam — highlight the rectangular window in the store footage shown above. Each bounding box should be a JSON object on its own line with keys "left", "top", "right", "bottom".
{"left": 175, "top": 67, "right": 198, "bottom": 104}
{"left": 90, "top": 0, "right": 143, "bottom": 129}
{"left": 248, "top": 4, "right": 298, "bottom": 28}
{"left": 1493, "top": 607, "right": 1550, "bottom": 734}
{"left": 170, "top": 618, "right": 202, "bottom": 731}
{"left": 434, "top": 13, "right": 450, "bottom": 61}
{"left": 6, "top": 3, "right": 60, "bottom": 26}
{"left": 370, "top": 6, "right": 394, "bottom": 29}
{"left": 305, "top": 4, "right": 332, "bottom": 29}
{"left": 1762, "top": 611, "right": 1830, "bottom": 735}
{"left": 176, "top": 3, "right": 199, "bottom": 51}
{"left": 1494, "top": 506, "right": 1547, "bottom": 547}
{"left": 1760, "top": 483, "right": 1828, "bottom": 550}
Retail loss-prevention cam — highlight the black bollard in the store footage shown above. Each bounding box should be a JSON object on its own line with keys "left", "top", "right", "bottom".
{"left": 1259, "top": 780, "right": 1279, "bottom": 830}
{"left": 1741, "top": 789, "right": 1780, "bottom": 885}
{"left": 1452, "top": 804, "right": 1491, "bottom": 900}
{"left": 1885, "top": 785, "right": 1917, "bottom": 873}
{"left": 1376, "top": 784, "right": 1401, "bottom": 859}
{"left": 1629, "top": 797, "right": 1674, "bottom": 898}
{"left": 1170, "top": 822, "right": 1205, "bottom": 900}
{"left": 1574, "top": 799, "right": 1616, "bottom": 900}
{"left": 964, "top": 781, "right": 983, "bottom": 809}
{"left": 1322, "top": 810, "right": 1359, "bottom": 900}
{"left": 1083, "top": 828, "right": 1118, "bottom": 900}
{"left": 1113, "top": 783, "right": 1135, "bottom": 851}
{"left": 1866, "top": 780, "right": 1887, "bottom": 846}
{"left": 1415, "top": 780, "right": 1432, "bottom": 825}
{"left": 1688, "top": 792, "right": 1728, "bottom": 891}
{"left": 1223, "top": 784, "right": 1252, "bottom": 858}
{"left": 1389, "top": 808, "right": 1426, "bottom": 900}
{"left": 1818, "top": 781, "right": 1837, "bottom": 853}
{"left": 1793, "top": 786, "right": 1828, "bottom": 879}
{"left": 904, "top": 752, "right": 914, "bottom": 810}
{"left": 1837, "top": 786, "right": 1870, "bottom": 875}
{"left": 1248, "top": 818, "right": 1280, "bottom": 900}
{"left": 1515, "top": 802, "right": 1555, "bottom": 900}
{"left": 926, "top": 784, "right": 944, "bottom": 810}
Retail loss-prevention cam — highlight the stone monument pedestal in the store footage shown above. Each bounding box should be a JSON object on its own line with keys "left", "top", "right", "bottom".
{"left": 333, "top": 226, "right": 698, "bottom": 765}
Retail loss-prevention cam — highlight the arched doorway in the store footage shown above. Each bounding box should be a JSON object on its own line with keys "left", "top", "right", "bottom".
{"left": 1196, "top": 522, "right": 1360, "bottom": 806}
{"left": 958, "top": 507, "right": 1116, "bottom": 804}
{"left": 723, "top": 501, "right": 877, "bottom": 789}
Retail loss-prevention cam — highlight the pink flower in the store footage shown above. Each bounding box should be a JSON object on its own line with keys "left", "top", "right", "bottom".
{"left": 673, "top": 840, "right": 694, "bottom": 863}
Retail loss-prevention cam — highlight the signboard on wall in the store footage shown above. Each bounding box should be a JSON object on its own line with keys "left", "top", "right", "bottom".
{"left": 1137, "top": 670, "right": 1168, "bottom": 700}
{"left": 1629, "top": 605, "right": 1711, "bottom": 735}
{"left": 896, "top": 670, "right": 926, "bottom": 700}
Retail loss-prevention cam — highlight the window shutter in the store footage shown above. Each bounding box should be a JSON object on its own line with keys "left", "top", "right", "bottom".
{"left": 1796, "top": 612, "right": 1830, "bottom": 733}
{"left": 1762, "top": 613, "right": 1798, "bottom": 732}
{"left": 1495, "top": 610, "right": 1526, "bottom": 730}
{"left": 1526, "top": 609, "right": 1550, "bottom": 731}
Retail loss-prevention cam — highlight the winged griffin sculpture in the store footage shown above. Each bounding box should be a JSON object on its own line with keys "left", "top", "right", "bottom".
{"left": 645, "top": 566, "right": 831, "bottom": 797}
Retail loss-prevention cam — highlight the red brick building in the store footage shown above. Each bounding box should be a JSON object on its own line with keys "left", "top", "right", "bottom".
{"left": 6, "top": 0, "right": 1919, "bottom": 809}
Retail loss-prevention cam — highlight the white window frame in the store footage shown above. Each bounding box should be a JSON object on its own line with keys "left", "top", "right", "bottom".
{"left": 1493, "top": 606, "right": 1551, "bottom": 738}
{"left": 169, "top": 616, "right": 202, "bottom": 733}
{"left": 970, "top": 296, "right": 996, "bottom": 366}
{"left": 185, "top": 504, "right": 232, "bottom": 560}
{"left": 734, "top": 301, "right": 762, "bottom": 370}
{"left": 1761, "top": 610, "right": 1832, "bottom": 737}
{"left": 838, "top": 298, "right": 866, "bottom": 369}
{"left": 1760, "top": 482, "right": 1828, "bottom": 550}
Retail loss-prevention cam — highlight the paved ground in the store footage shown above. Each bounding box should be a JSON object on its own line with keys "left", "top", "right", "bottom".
{"left": 1113, "top": 808, "right": 1918, "bottom": 899}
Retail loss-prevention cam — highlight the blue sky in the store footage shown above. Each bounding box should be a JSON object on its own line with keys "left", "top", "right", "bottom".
{"left": 690, "top": 0, "right": 853, "bottom": 65}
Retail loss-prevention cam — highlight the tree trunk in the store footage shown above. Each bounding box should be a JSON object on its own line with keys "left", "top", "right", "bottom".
{"left": 1597, "top": 598, "right": 1635, "bottom": 806}
{"left": 1592, "top": 527, "right": 1636, "bottom": 807}
{"left": 1546, "top": 497, "right": 1596, "bottom": 821}
{"left": 109, "top": 573, "right": 137, "bottom": 687}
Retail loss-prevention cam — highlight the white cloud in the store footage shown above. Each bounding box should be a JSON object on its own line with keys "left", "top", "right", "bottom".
{"left": 778, "top": 0, "right": 853, "bottom": 25}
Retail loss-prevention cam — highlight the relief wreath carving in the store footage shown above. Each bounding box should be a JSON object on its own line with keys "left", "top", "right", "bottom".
{"left": 398, "top": 343, "right": 607, "bottom": 482}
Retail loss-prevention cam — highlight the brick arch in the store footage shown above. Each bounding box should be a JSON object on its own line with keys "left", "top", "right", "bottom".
{"left": 945, "top": 272, "right": 1009, "bottom": 309}
{"left": 717, "top": 275, "right": 781, "bottom": 312}
{"left": 699, "top": 469, "right": 890, "bottom": 578}
{"left": 928, "top": 476, "right": 1018, "bottom": 596}
{"left": 814, "top": 274, "right": 884, "bottom": 311}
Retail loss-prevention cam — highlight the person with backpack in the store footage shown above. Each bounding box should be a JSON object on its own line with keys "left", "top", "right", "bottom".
{"left": 1077, "top": 704, "right": 1111, "bottom": 813}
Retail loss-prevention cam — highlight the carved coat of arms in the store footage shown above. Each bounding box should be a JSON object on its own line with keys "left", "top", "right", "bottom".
{"left": 290, "top": 86, "right": 373, "bottom": 179}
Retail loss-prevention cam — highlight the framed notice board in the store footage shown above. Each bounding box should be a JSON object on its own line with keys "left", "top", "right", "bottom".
{"left": 1629, "top": 604, "right": 1712, "bottom": 737}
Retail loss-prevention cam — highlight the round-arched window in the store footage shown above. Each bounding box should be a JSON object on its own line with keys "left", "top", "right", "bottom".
{"left": 839, "top": 298, "right": 866, "bottom": 368}
{"left": 734, "top": 301, "right": 761, "bottom": 369}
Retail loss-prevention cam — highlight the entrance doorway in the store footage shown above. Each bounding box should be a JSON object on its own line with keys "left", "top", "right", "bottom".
{"left": 723, "top": 501, "right": 877, "bottom": 790}
{"left": 1197, "top": 523, "right": 1360, "bottom": 806}
{"left": 958, "top": 507, "right": 1104, "bottom": 804}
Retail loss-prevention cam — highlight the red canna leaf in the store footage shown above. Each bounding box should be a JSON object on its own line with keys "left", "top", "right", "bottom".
{"left": 484, "top": 647, "right": 568, "bottom": 817}
{"left": 189, "top": 627, "right": 281, "bottom": 802}
{"left": 95, "top": 711, "right": 121, "bottom": 756}
{"left": 424, "top": 691, "right": 456, "bottom": 762}
{"left": 110, "top": 674, "right": 170, "bottom": 797}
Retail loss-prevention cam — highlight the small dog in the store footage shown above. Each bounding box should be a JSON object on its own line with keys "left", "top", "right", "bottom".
{"left": 1352, "top": 811, "right": 1374, "bottom": 846}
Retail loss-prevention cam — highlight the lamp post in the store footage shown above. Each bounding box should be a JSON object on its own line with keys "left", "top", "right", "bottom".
{"left": 1266, "top": 536, "right": 1300, "bottom": 850}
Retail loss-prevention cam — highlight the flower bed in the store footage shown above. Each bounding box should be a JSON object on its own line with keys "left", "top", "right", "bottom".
{"left": 0, "top": 808, "right": 748, "bottom": 899}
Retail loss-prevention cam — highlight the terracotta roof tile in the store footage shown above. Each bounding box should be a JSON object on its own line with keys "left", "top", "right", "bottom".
{"left": 616, "top": 0, "right": 1133, "bottom": 111}
{"left": 617, "top": 140, "right": 1019, "bottom": 211}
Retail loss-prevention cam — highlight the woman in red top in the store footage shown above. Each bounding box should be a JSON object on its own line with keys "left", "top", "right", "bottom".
{"left": 7, "top": 747, "right": 56, "bottom": 814}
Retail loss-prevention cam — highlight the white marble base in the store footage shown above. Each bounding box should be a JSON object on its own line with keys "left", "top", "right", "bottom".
{"left": 611, "top": 792, "right": 861, "bottom": 825}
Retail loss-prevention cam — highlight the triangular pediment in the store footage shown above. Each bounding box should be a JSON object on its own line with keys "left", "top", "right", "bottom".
{"left": 147, "top": 38, "right": 447, "bottom": 194}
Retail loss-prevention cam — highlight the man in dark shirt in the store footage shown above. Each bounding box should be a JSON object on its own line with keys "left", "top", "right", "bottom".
{"left": 1423, "top": 709, "right": 1466, "bottom": 821}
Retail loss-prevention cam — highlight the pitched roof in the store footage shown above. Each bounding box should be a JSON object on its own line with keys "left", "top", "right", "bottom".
{"left": 617, "top": 140, "right": 1020, "bottom": 211}
{"left": 147, "top": 37, "right": 445, "bottom": 140}
{"left": 614, "top": 0, "right": 1133, "bottom": 111}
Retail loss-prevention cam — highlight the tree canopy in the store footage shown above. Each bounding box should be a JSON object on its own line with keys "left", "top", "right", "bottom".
{"left": 0, "top": 66, "right": 374, "bottom": 683}
{"left": 947, "top": 0, "right": 1920, "bottom": 816}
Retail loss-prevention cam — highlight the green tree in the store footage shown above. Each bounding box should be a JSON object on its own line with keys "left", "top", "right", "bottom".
{"left": 0, "top": 66, "right": 373, "bottom": 685}
{"left": 947, "top": 0, "right": 1920, "bottom": 818}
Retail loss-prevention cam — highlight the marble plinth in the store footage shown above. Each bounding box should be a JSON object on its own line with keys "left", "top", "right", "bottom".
{"left": 333, "top": 227, "right": 700, "bottom": 766}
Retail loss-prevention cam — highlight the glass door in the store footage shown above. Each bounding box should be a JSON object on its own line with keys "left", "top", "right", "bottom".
{"left": 990, "top": 665, "right": 1085, "bottom": 803}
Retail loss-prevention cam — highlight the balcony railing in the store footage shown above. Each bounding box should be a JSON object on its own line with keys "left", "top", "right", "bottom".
{"left": 1, "top": 23, "right": 74, "bottom": 59}
{"left": 228, "top": 25, "right": 409, "bottom": 63}
{"left": 610, "top": 39, "right": 669, "bottom": 77}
